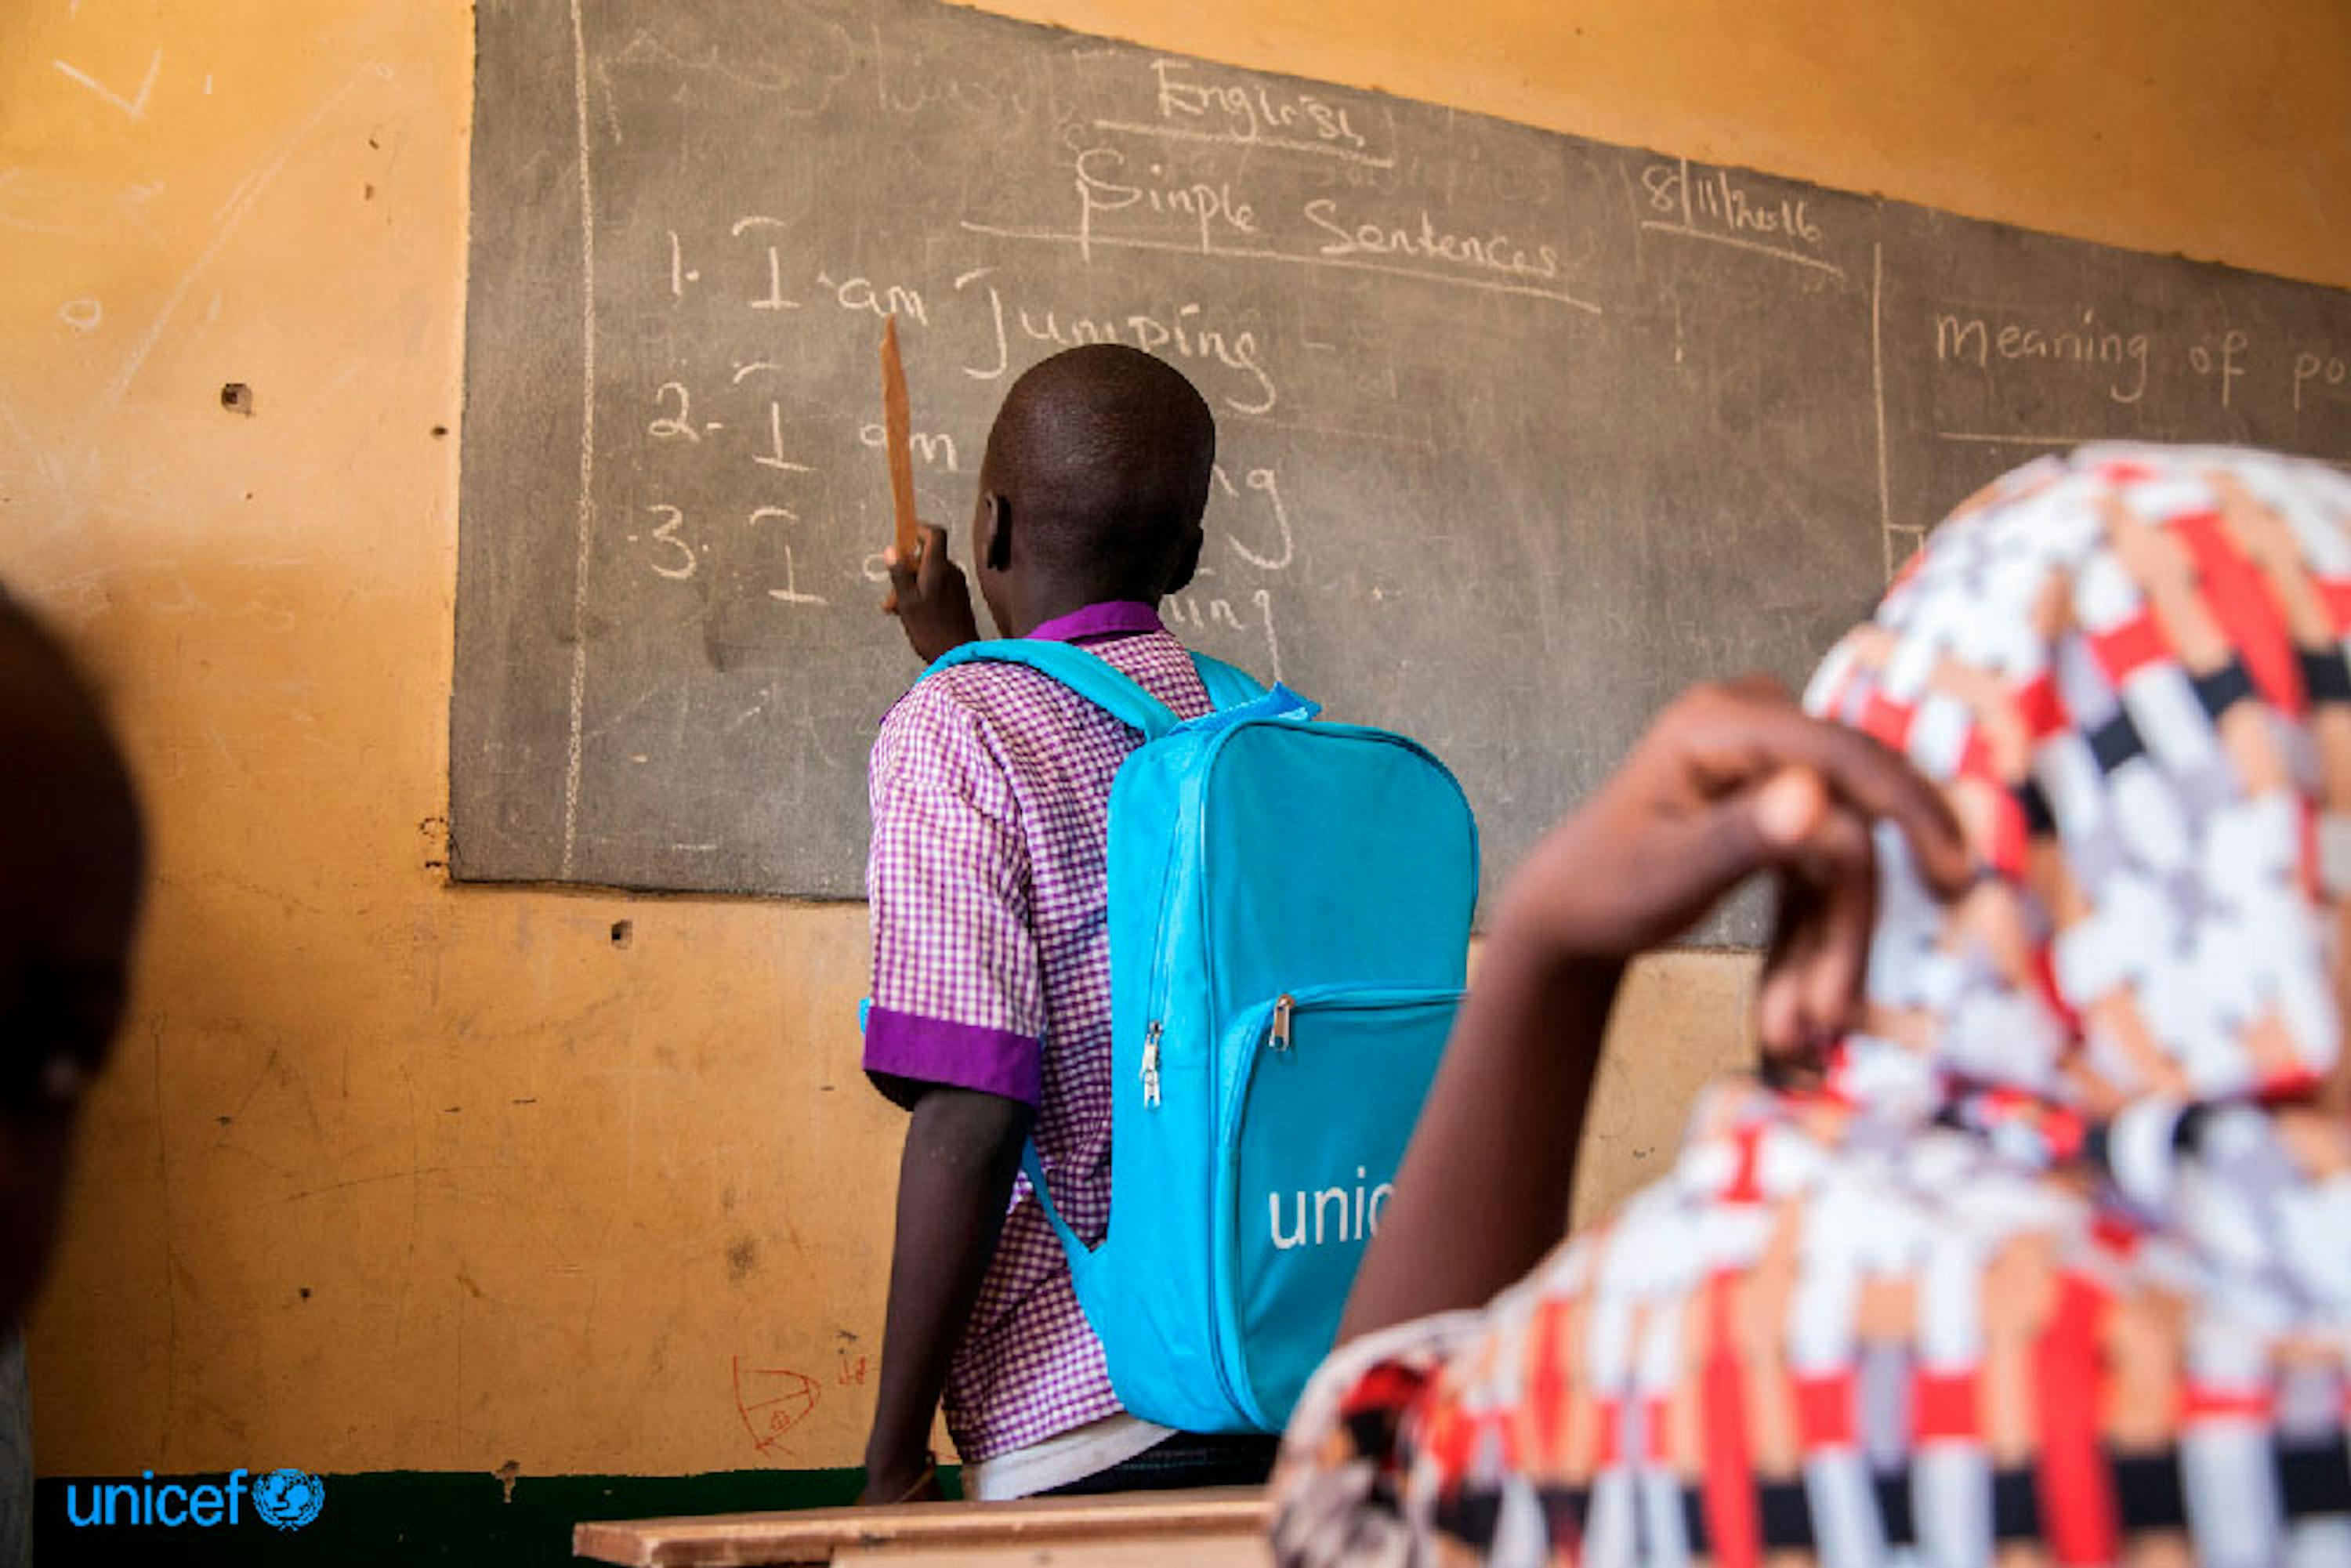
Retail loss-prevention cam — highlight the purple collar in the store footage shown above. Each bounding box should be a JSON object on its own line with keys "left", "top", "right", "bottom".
{"left": 1025, "top": 600, "right": 1165, "bottom": 644}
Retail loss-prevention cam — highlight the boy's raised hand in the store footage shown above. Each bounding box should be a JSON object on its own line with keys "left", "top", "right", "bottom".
{"left": 882, "top": 523, "right": 980, "bottom": 664}
{"left": 1490, "top": 675, "right": 1971, "bottom": 1057}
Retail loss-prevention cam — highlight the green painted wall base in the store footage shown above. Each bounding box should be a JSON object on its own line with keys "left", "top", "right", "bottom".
{"left": 36, "top": 1467, "right": 962, "bottom": 1566}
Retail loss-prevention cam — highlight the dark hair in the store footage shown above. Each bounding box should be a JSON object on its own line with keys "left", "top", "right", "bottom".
{"left": 0, "top": 592, "right": 145, "bottom": 880}
{"left": 982, "top": 345, "right": 1215, "bottom": 598}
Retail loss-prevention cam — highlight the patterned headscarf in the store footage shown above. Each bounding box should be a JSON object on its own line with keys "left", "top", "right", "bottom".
{"left": 1805, "top": 445, "right": 2351, "bottom": 1139}
{"left": 1270, "top": 447, "right": 2351, "bottom": 1568}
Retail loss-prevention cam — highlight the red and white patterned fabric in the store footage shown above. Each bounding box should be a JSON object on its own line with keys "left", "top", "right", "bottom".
{"left": 1270, "top": 446, "right": 2351, "bottom": 1566}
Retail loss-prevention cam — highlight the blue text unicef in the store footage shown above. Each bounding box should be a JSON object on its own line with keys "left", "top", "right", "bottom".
{"left": 67, "top": 1467, "right": 324, "bottom": 1530}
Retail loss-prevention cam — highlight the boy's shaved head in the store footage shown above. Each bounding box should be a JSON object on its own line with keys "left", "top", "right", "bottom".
{"left": 0, "top": 596, "right": 143, "bottom": 1323}
{"left": 971, "top": 345, "right": 1214, "bottom": 628}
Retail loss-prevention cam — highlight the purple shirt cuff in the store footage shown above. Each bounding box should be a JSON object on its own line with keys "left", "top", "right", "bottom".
{"left": 863, "top": 1005, "right": 1042, "bottom": 1109}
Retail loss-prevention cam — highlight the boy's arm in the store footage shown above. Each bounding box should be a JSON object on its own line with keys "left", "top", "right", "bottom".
{"left": 858, "top": 686, "right": 1046, "bottom": 1501}
{"left": 860, "top": 1086, "right": 1031, "bottom": 1502}
{"left": 1338, "top": 680, "right": 1969, "bottom": 1344}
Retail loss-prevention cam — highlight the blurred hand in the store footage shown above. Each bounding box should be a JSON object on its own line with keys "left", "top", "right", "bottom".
{"left": 1488, "top": 675, "right": 1971, "bottom": 1058}
{"left": 882, "top": 523, "right": 980, "bottom": 664}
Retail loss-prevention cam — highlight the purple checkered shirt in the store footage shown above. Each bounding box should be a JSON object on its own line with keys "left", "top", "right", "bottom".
{"left": 863, "top": 600, "right": 1211, "bottom": 1463}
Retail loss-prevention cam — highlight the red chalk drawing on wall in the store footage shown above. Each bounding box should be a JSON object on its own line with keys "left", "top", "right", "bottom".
{"left": 732, "top": 1357, "right": 820, "bottom": 1461}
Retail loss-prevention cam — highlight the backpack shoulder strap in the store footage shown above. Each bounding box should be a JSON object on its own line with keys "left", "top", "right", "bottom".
{"left": 925, "top": 639, "right": 1179, "bottom": 739}
{"left": 1019, "top": 1142, "right": 1092, "bottom": 1273}
{"left": 1189, "top": 652, "right": 1267, "bottom": 712}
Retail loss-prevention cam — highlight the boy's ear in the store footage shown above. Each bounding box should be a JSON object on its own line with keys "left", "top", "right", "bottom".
{"left": 1165, "top": 524, "right": 1204, "bottom": 595}
{"left": 982, "top": 493, "right": 1012, "bottom": 574}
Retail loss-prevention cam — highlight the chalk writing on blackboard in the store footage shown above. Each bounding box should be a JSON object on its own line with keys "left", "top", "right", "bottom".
{"left": 456, "top": 0, "right": 2351, "bottom": 945}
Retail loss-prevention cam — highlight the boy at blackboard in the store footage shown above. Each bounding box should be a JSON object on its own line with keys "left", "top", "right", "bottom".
{"left": 857, "top": 345, "right": 1278, "bottom": 1501}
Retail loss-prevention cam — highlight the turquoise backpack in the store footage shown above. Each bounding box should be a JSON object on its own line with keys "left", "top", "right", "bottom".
{"left": 920, "top": 639, "right": 1480, "bottom": 1433}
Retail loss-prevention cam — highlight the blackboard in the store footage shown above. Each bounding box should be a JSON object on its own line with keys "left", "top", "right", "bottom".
{"left": 453, "top": 0, "right": 2351, "bottom": 943}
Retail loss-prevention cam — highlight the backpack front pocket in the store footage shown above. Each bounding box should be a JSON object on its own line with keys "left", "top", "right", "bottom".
{"left": 1212, "top": 985, "right": 1460, "bottom": 1430}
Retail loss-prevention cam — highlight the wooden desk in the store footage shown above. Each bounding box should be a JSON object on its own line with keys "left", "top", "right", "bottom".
{"left": 574, "top": 1487, "right": 1273, "bottom": 1567}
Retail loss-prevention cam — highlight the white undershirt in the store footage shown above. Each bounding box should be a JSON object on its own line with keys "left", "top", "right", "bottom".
{"left": 962, "top": 1413, "right": 1174, "bottom": 1501}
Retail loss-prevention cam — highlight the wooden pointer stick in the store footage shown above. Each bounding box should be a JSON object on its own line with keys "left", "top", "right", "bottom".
{"left": 880, "top": 315, "right": 922, "bottom": 564}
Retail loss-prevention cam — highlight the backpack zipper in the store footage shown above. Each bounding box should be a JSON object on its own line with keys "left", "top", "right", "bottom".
{"left": 1218, "top": 985, "right": 1464, "bottom": 1137}
{"left": 1210, "top": 983, "right": 1465, "bottom": 1429}
{"left": 1134, "top": 727, "right": 1217, "bottom": 1111}
{"left": 1136, "top": 720, "right": 1473, "bottom": 1114}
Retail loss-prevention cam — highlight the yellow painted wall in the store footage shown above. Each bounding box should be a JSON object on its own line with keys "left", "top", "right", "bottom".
{"left": 2, "top": 0, "right": 2343, "bottom": 1483}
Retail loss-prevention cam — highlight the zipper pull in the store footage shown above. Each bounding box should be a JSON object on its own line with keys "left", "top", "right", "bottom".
{"left": 1270, "top": 994, "right": 1295, "bottom": 1051}
{"left": 1141, "top": 1021, "right": 1163, "bottom": 1106}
